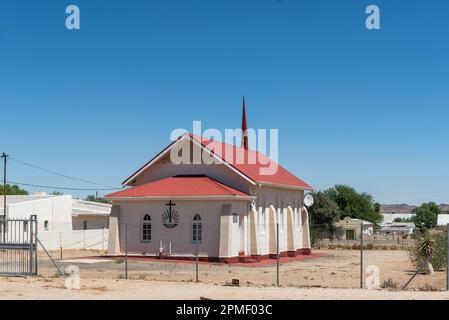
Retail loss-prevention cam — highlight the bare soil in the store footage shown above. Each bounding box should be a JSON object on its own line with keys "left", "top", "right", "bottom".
{"left": 1, "top": 277, "right": 448, "bottom": 300}
{"left": 34, "top": 248, "right": 447, "bottom": 291}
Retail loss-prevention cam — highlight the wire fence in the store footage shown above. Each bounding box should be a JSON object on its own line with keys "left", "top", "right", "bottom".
{"left": 18, "top": 221, "right": 449, "bottom": 291}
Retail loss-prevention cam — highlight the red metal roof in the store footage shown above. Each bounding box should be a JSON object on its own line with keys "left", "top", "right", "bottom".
{"left": 106, "top": 176, "right": 252, "bottom": 199}
{"left": 190, "top": 134, "right": 312, "bottom": 190}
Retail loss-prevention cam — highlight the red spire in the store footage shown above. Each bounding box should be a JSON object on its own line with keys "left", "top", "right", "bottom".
{"left": 241, "top": 96, "right": 248, "bottom": 150}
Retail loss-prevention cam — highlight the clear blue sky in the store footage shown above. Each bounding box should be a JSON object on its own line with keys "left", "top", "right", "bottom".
{"left": 1, "top": 0, "right": 448, "bottom": 205}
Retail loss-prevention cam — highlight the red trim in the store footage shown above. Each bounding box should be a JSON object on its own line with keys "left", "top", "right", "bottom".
{"left": 296, "top": 248, "right": 312, "bottom": 255}
{"left": 104, "top": 251, "right": 319, "bottom": 266}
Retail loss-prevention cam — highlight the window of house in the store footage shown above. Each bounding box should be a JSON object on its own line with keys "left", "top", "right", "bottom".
{"left": 192, "top": 214, "right": 202, "bottom": 244}
{"left": 141, "top": 214, "right": 151, "bottom": 242}
{"left": 83, "top": 220, "right": 88, "bottom": 230}
{"left": 44, "top": 220, "right": 49, "bottom": 231}
{"left": 232, "top": 213, "right": 238, "bottom": 224}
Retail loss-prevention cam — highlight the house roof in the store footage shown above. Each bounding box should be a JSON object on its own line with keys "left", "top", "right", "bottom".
{"left": 122, "top": 133, "right": 312, "bottom": 190}
{"left": 72, "top": 199, "right": 112, "bottom": 217}
{"left": 106, "top": 175, "right": 254, "bottom": 200}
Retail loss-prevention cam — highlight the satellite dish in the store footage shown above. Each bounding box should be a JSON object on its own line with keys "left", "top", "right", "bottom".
{"left": 304, "top": 194, "right": 314, "bottom": 207}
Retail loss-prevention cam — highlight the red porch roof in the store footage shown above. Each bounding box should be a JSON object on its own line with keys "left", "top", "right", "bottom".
{"left": 106, "top": 176, "right": 252, "bottom": 199}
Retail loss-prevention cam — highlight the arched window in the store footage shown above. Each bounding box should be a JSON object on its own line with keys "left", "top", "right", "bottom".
{"left": 192, "top": 214, "right": 202, "bottom": 244}
{"left": 141, "top": 214, "right": 151, "bottom": 242}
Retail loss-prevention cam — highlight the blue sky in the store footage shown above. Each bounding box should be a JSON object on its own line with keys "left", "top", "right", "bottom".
{"left": 0, "top": 0, "right": 448, "bottom": 205}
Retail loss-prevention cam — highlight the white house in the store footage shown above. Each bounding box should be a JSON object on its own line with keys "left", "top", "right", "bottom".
{"left": 0, "top": 195, "right": 111, "bottom": 250}
{"left": 380, "top": 204, "right": 415, "bottom": 224}
{"left": 106, "top": 106, "right": 313, "bottom": 263}
{"left": 335, "top": 217, "right": 374, "bottom": 240}
{"left": 437, "top": 214, "right": 449, "bottom": 227}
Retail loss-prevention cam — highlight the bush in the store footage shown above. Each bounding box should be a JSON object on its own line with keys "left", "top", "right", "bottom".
{"left": 409, "top": 229, "right": 447, "bottom": 271}
{"left": 380, "top": 278, "right": 399, "bottom": 289}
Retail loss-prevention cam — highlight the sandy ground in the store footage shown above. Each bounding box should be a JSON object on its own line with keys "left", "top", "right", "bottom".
{"left": 36, "top": 249, "right": 447, "bottom": 290}
{"left": 0, "top": 277, "right": 448, "bottom": 300}
{"left": 1, "top": 248, "right": 447, "bottom": 300}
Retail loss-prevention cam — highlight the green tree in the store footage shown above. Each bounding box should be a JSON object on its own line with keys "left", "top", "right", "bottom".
{"left": 85, "top": 195, "right": 110, "bottom": 204}
{"left": 374, "top": 202, "right": 381, "bottom": 213}
{"left": 308, "top": 191, "right": 340, "bottom": 225}
{"left": 324, "top": 184, "right": 382, "bottom": 224}
{"left": 412, "top": 202, "right": 440, "bottom": 231}
{"left": 0, "top": 184, "right": 29, "bottom": 195}
{"left": 51, "top": 191, "right": 64, "bottom": 195}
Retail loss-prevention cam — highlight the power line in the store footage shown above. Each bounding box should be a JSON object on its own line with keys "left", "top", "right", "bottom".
{"left": 5, "top": 180, "right": 121, "bottom": 192}
{"left": 9, "top": 157, "right": 119, "bottom": 189}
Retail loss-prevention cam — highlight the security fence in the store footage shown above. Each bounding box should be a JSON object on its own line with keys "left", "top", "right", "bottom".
{"left": 12, "top": 221, "right": 449, "bottom": 292}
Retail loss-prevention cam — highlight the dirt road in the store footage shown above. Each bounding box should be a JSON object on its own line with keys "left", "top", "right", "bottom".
{"left": 1, "top": 277, "right": 448, "bottom": 300}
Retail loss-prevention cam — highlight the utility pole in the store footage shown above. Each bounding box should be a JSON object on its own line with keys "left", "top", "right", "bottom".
{"left": 1, "top": 153, "right": 8, "bottom": 241}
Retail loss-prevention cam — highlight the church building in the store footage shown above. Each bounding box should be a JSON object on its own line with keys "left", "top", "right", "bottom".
{"left": 106, "top": 100, "right": 313, "bottom": 262}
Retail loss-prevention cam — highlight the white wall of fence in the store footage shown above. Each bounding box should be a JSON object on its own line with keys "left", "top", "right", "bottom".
{"left": 37, "top": 229, "right": 109, "bottom": 251}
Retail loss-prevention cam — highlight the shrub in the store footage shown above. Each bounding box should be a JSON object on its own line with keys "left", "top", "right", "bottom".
{"left": 380, "top": 278, "right": 399, "bottom": 289}
{"left": 409, "top": 229, "right": 447, "bottom": 271}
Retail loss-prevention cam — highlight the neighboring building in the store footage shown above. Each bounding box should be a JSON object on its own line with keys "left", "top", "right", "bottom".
{"left": 0, "top": 195, "right": 111, "bottom": 250}
{"left": 380, "top": 204, "right": 415, "bottom": 224}
{"left": 379, "top": 222, "right": 415, "bottom": 237}
{"left": 106, "top": 105, "right": 313, "bottom": 263}
{"left": 334, "top": 217, "right": 374, "bottom": 240}
{"left": 437, "top": 214, "right": 449, "bottom": 227}
{"left": 72, "top": 199, "right": 110, "bottom": 230}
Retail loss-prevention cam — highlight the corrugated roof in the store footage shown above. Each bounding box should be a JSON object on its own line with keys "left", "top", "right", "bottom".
{"left": 107, "top": 175, "right": 252, "bottom": 199}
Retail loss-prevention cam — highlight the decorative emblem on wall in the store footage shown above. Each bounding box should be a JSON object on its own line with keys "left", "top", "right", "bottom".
{"left": 162, "top": 200, "right": 179, "bottom": 228}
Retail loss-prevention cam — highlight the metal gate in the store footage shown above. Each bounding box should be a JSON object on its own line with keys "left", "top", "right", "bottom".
{"left": 0, "top": 215, "right": 38, "bottom": 276}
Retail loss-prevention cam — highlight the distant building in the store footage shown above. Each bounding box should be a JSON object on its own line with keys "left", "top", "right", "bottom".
{"left": 380, "top": 204, "right": 415, "bottom": 224}
{"left": 379, "top": 222, "right": 415, "bottom": 237}
{"left": 0, "top": 194, "right": 111, "bottom": 250}
{"left": 334, "top": 217, "right": 374, "bottom": 240}
{"left": 437, "top": 214, "right": 449, "bottom": 227}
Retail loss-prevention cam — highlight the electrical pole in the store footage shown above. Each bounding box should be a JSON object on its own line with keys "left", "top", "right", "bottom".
{"left": 1, "top": 153, "right": 8, "bottom": 241}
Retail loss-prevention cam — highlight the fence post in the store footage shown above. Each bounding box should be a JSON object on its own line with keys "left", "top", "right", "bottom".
{"left": 59, "top": 231, "right": 62, "bottom": 260}
{"left": 32, "top": 215, "right": 38, "bottom": 276}
{"left": 446, "top": 223, "right": 449, "bottom": 291}
{"left": 195, "top": 241, "right": 199, "bottom": 283}
{"left": 360, "top": 221, "right": 363, "bottom": 289}
{"left": 276, "top": 221, "right": 280, "bottom": 287}
{"left": 102, "top": 227, "right": 105, "bottom": 251}
{"left": 125, "top": 223, "right": 128, "bottom": 280}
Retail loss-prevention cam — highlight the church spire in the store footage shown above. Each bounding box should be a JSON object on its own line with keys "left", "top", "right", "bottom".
{"left": 241, "top": 96, "right": 248, "bottom": 150}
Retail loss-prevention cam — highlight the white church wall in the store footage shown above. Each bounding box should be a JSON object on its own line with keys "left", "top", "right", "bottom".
{"left": 115, "top": 200, "right": 249, "bottom": 259}
{"left": 252, "top": 186, "right": 307, "bottom": 256}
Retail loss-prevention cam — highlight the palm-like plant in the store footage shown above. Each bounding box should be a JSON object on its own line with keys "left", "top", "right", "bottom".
{"left": 417, "top": 232, "right": 436, "bottom": 274}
